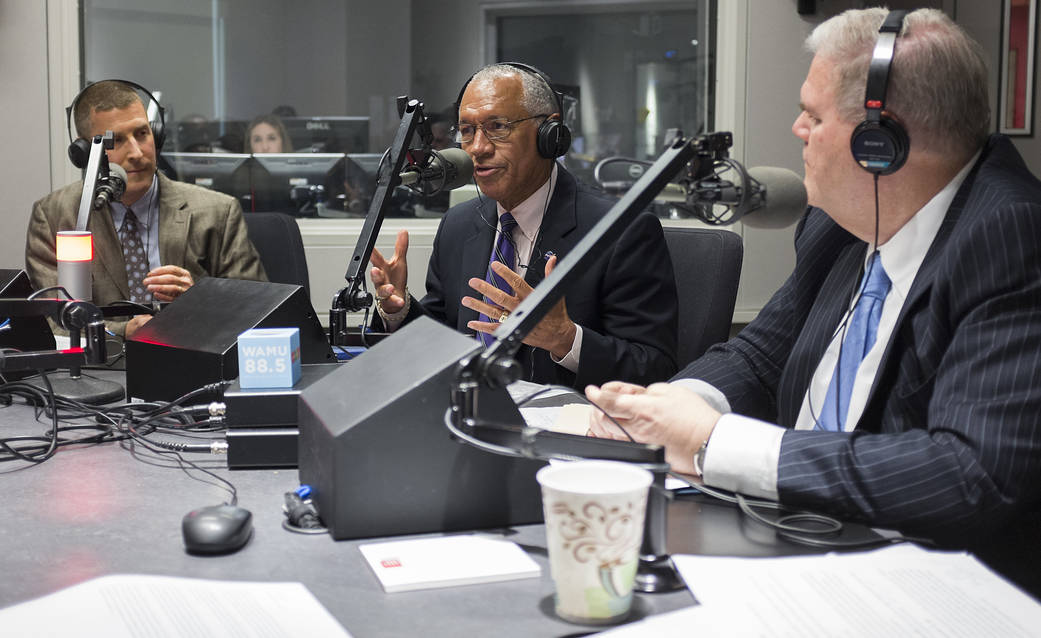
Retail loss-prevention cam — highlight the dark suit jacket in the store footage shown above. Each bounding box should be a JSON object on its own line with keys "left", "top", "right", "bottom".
{"left": 26, "top": 173, "right": 267, "bottom": 335}
{"left": 679, "top": 135, "right": 1041, "bottom": 594}
{"left": 378, "top": 166, "right": 678, "bottom": 388}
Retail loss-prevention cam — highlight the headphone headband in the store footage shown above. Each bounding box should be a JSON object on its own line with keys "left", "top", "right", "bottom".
{"left": 850, "top": 10, "right": 909, "bottom": 175}
{"left": 863, "top": 10, "right": 907, "bottom": 122}
{"left": 454, "top": 62, "right": 571, "bottom": 159}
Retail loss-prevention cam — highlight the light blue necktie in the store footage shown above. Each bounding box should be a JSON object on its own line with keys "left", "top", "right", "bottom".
{"left": 816, "top": 252, "right": 891, "bottom": 431}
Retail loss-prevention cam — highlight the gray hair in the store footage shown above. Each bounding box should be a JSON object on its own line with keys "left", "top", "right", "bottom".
{"left": 806, "top": 8, "right": 990, "bottom": 156}
{"left": 467, "top": 64, "right": 559, "bottom": 117}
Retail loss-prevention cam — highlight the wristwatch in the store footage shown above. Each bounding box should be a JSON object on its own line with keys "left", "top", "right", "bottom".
{"left": 693, "top": 439, "right": 709, "bottom": 478}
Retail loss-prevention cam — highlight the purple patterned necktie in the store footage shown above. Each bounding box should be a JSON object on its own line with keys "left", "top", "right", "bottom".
{"left": 478, "top": 212, "right": 518, "bottom": 346}
{"left": 119, "top": 208, "right": 151, "bottom": 303}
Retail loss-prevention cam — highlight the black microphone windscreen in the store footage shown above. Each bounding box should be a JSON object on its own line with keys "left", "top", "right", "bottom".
{"left": 109, "top": 164, "right": 128, "bottom": 200}
{"left": 437, "top": 147, "right": 474, "bottom": 191}
{"left": 743, "top": 166, "right": 807, "bottom": 229}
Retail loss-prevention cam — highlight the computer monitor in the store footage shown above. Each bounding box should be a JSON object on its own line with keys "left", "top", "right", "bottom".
{"left": 161, "top": 152, "right": 253, "bottom": 201}
{"left": 334, "top": 152, "right": 417, "bottom": 218}
{"left": 249, "top": 152, "right": 346, "bottom": 215}
{"left": 171, "top": 119, "right": 250, "bottom": 153}
{"left": 281, "top": 116, "right": 369, "bottom": 154}
{"left": 339, "top": 153, "right": 384, "bottom": 215}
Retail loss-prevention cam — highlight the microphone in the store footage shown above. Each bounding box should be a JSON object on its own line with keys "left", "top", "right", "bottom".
{"left": 93, "top": 164, "right": 127, "bottom": 210}
{"left": 399, "top": 147, "right": 474, "bottom": 194}
{"left": 685, "top": 163, "right": 807, "bottom": 229}
{"left": 601, "top": 181, "right": 688, "bottom": 202}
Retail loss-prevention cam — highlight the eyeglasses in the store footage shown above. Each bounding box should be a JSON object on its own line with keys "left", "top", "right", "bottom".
{"left": 452, "top": 114, "right": 548, "bottom": 144}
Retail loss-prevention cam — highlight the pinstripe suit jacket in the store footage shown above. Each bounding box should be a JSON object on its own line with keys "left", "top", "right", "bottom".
{"left": 376, "top": 166, "right": 679, "bottom": 388}
{"left": 680, "top": 135, "right": 1041, "bottom": 571}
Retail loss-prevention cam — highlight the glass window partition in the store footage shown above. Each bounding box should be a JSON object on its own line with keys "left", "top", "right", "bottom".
{"left": 82, "top": 0, "right": 714, "bottom": 218}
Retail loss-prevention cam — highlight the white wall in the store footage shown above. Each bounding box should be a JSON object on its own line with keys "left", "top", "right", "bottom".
{"left": 0, "top": 1, "right": 53, "bottom": 271}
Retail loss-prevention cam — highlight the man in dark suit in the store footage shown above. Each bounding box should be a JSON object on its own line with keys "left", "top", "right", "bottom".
{"left": 26, "top": 80, "right": 266, "bottom": 337}
{"left": 369, "top": 64, "right": 678, "bottom": 388}
{"left": 587, "top": 8, "right": 1041, "bottom": 595}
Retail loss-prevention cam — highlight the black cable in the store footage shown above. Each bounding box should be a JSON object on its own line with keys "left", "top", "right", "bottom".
{"left": 808, "top": 173, "right": 884, "bottom": 430}
{"left": 0, "top": 373, "right": 61, "bottom": 463}
{"left": 27, "top": 286, "right": 72, "bottom": 300}
{"left": 115, "top": 410, "right": 237, "bottom": 506}
{"left": 0, "top": 378, "right": 230, "bottom": 466}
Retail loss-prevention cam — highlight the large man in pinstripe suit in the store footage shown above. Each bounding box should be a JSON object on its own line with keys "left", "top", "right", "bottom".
{"left": 588, "top": 8, "right": 1041, "bottom": 595}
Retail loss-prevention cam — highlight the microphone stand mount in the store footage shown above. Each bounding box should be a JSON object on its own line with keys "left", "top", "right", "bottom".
{"left": 0, "top": 297, "right": 119, "bottom": 403}
{"left": 329, "top": 96, "right": 429, "bottom": 346}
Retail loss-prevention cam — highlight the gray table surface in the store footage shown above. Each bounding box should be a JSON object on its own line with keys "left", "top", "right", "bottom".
{"left": 0, "top": 374, "right": 870, "bottom": 638}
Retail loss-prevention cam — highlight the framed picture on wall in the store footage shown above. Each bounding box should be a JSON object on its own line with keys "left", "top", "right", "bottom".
{"left": 1000, "top": 0, "right": 1037, "bottom": 135}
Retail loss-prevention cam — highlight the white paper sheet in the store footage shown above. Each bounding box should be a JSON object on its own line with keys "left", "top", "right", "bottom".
{"left": 667, "top": 544, "right": 1041, "bottom": 637}
{"left": 0, "top": 574, "right": 352, "bottom": 638}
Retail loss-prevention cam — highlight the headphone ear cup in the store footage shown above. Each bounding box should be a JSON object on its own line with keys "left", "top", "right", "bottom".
{"left": 68, "top": 138, "right": 91, "bottom": 170}
{"left": 151, "top": 118, "right": 165, "bottom": 153}
{"left": 849, "top": 117, "right": 909, "bottom": 175}
{"left": 536, "top": 118, "right": 571, "bottom": 159}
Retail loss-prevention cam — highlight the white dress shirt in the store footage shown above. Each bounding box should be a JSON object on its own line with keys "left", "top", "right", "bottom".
{"left": 680, "top": 153, "right": 980, "bottom": 499}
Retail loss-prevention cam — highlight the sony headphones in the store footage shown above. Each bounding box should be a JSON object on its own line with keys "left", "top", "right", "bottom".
{"left": 455, "top": 62, "right": 572, "bottom": 159}
{"left": 66, "top": 79, "right": 167, "bottom": 169}
{"left": 850, "top": 10, "right": 910, "bottom": 175}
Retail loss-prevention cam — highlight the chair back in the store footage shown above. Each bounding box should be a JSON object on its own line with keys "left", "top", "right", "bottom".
{"left": 243, "top": 212, "right": 310, "bottom": 296}
{"left": 663, "top": 227, "right": 743, "bottom": 367}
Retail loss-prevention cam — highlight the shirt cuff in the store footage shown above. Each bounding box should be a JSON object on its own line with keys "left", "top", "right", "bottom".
{"left": 550, "top": 324, "right": 582, "bottom": 373}
{"left": 375, "top": 289, "right": 410, "bottom": 332}
{"left": 700, "top": 413, "right": 784, "bottom": 500}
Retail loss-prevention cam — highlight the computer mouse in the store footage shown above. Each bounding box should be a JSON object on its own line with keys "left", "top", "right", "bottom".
{"left": 182, "top": 504, "right": 253, "bottom": 554}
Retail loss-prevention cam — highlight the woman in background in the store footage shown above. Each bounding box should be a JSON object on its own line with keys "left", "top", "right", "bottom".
{"left": 244, "top": 114, "right": 292, "bottom": 153}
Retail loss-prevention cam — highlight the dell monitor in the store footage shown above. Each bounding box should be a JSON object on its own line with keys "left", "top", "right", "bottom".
{"left": 161, "top": 152, "right": 253, "bottom": 202}
{"left": 281, "top": 116, "right": 369, "bottom": 154}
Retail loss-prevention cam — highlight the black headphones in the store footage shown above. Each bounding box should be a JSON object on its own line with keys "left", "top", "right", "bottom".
{"left": 66, "top": 79, "right": 167, "bottom": 169}
{"left": 455, "top": 62, "right": 572, "bottom": 159}
{"left": 850, "top": 10, "right": 909, "bottom": 175}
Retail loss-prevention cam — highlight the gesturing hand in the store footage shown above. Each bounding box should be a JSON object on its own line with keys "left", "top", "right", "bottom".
{"left": 462, "top": 255, "right": 577, "bottom": 358}
{"left": 369, "top": 229, "right": 410, "bottom": 314}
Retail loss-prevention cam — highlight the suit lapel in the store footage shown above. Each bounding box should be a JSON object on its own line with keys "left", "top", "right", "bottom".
{"left": 779, "top": 243, "right": 865, "bottom": 427}
{"left": 157, "top": 174, "right": 189, "bottom": 267}
{"left": 524, "top": 166, "right": 578, "bottom": 289}
{"left": 457, "top": 197, "right": 498, "bottom": 328}
{"left": 861, "top": 163, "right": 973, "bottom": 416}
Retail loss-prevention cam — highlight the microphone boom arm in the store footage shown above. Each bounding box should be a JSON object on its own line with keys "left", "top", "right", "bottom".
{"left": 463, "top": 134, "right": 702, "bottom": 386}
{"left": 329, "top": 96, "right": 427, "bottom": 345}
{"left": 75, "top": 132, "right": 115, "bottom": 232}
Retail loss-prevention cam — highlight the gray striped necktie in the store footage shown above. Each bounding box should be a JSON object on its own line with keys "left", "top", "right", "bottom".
{"left": 119, "top": 209, "right": 151, "bottom": 303}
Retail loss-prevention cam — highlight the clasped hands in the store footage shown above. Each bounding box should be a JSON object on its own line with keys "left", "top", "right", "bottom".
{"left": 369, "top": 229, "right": 577, "bottom": 359}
